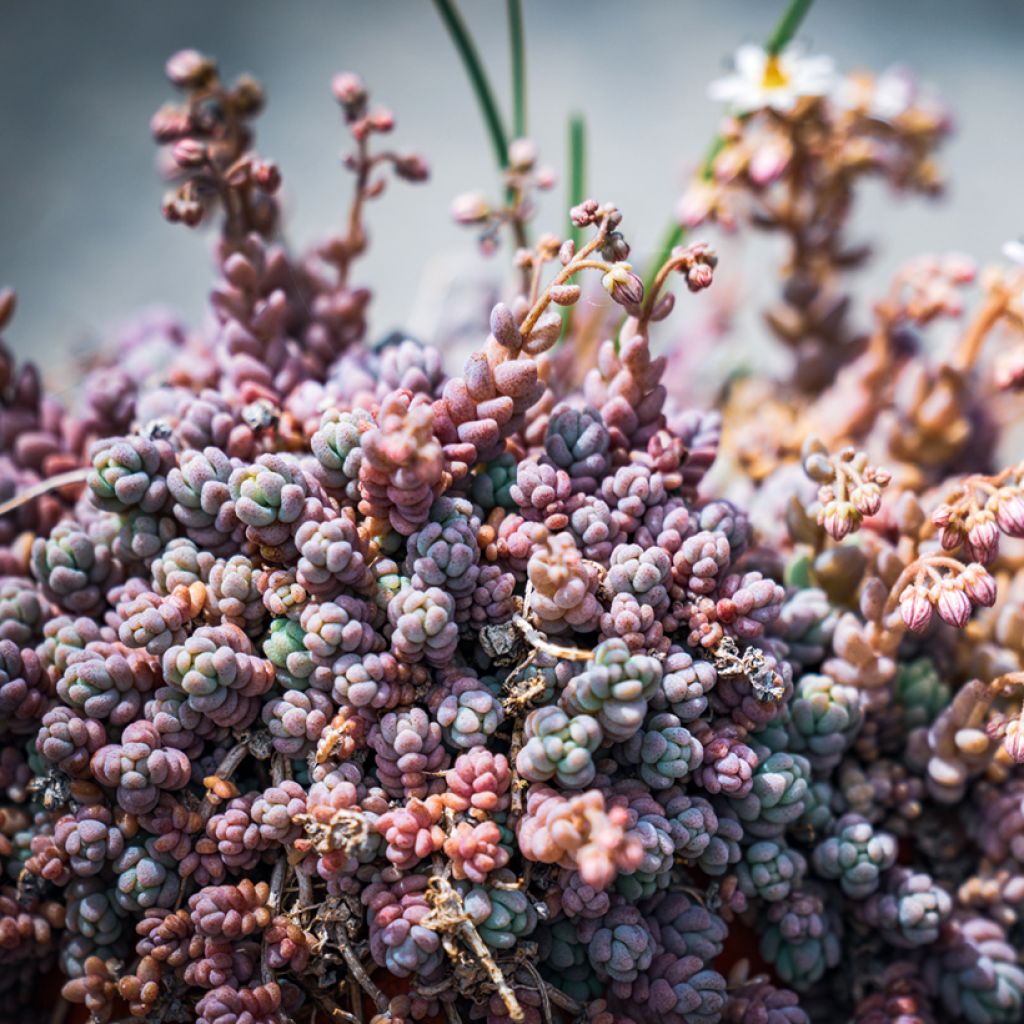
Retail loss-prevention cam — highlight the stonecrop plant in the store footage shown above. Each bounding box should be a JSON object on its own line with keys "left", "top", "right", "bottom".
{"left": 2, "top": 2, "right": 1024, "bottom": 1023}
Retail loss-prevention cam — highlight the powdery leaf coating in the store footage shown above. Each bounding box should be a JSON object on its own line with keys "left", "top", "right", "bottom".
{"left": 544, "top": 404, "right": 612, "bottom": 495}
{"left": 90, "top": 720, "right": 192, "bottom": 814}
{"left": 587, "top": 904, "right": 657, "bottom": 995}
{"left": 693, "top": 721, "right": 759, "bottom": 797}
{"left": 444, "top": 819, "right": 510, "bottom": 883}
{"left": 162, "top": 623, "right": 275, "bottom": 729}
{"left": 923, "top": 916, "right": 1024, "bottom": 1024}
{"left": 640, "top": 951, "right": 728, "bottom": 1023}
{"left": 511, "top": 458, "right": 579, "bottom": 531}
{"left": 359, "top": 390, "right": 444, "bottom": 535}
{"left": 517, "top": 785, "right": 643, "bottom": 890}
{"left": 30, "top": 522, "right": 119, "bottom": 616}
{"left": 196, "top": 982, "right": 284, "bottom": 1024}
{"left": 369, "top": 707, "right": 449, "bottom": 799}
{"left": 114, "top": 840, "right": 180, "bottom": 912}
{"left": 0, "top": 577, "right": 49, "bottom": 647}
{"left": 331, "top": 650, "right": 409, "bottom": 711}
{"left": 787, "top": 673, "right": 864, "bottom": 773}
{"left": 0, "top": 640, "right": 50, "bottom": 734}
{"left": 461, "top": 873, "right": 537, "bottom": 949}
{"left": 527, "top": 530, "right": 602, "bottom": 635}
{"left": 376, "top": 796, "right": 445, "bottom": 870}
{"left": 759, "top": 887, "right": 842, "bottom": 992}
{"left": 310, "top": 406, "right": 374, "bottom": 497}
{"left": 811, "top": 813, "right": 897, "bottom": 899}
{"left": 736, "top": 839, "right": 807, "bottom": 903}
{"left": 168, "top": 447, "right": 239, "bottom": 553}
{"left": 617, "top": 711, "right": 704, "bottom": 790}
{"left": 443, "top": 746, "right": 512, "bottom": 814}
{"left": 856, "top": 868, "right": 952, "bottom": 948}
{"left": 387, "top": 584, "right": 458, "bottom": 667}
{"left": 646, "top": 891, "right": 727, "bottom": 963}
{"left": 295, "top": 514, "right": 372, "bottom": 594}
{"left": 561, "top": 637, "right": 663, "bottom": 743}
{"left": 435, "top": 685, "right": 504, "bottom": 749}
{"left": 729, "top": 751, "right": 811, "bottom": 839}
{"left": 207, "top": 554, "right": 265, "bottom": 634}
{"left": 54, "top": 805, "right": 125, "bottom": 878}
{"left": 262, "top": 688, "right": 333, "bottom": 755}
{"left": 517, "top": 705, "right": 603, "bottom": 789}
{"left": 88, "top": 435, "right": 173, "bottom": 515}
{"left": 363, "top": 875, "right": 443, "bottom": 978}
{"left": 229, "top": 452, "right": 310, "bottom": 530}
{"left": 36, "top": 706, "right": 107, "bottom": 777}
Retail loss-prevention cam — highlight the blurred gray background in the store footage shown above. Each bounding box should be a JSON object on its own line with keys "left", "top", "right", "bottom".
{"left": 1, "top": 0, "right": 1023, "bottom": 381}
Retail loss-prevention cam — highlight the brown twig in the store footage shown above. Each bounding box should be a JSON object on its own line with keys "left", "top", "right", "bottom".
{"left": 334, "top": 923, "right": 389, "bottom": 1017}
{"left": 0, "top": 466, "right": 89, "bottom": 518}
{"left": 423, "top": 875, "right": 524, "bottom": 1022}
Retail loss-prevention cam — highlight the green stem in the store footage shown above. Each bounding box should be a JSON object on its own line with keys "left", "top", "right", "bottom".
{"left": 432, "top": 0, "right": 509, "bottom": 171}
{"left": 567, "top": 113, "right": 586, "bottom": 249}
{"left": 644, "top": 223, "right": 685, "bottom": 295}
{"left": 507, "top": 0, "right": 527, "bottom": 139}
{"left": 645, "top": 0, "right": 816, "bottom": 290}
{"left": 766, "top": 0, "right": 816, "bottom": 55}
{"left": 701, "top": 134, "right": 728, "bottom": 180}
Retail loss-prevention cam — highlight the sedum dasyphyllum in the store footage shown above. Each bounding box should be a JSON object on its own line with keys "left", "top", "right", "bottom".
{"left": 2, "top": 27, "right": 1024, "bottom": 1024}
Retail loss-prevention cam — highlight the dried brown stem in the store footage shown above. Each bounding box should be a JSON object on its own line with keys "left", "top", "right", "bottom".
{"left": 423, "top": 876, "right": 524, "bottom": 1022}
{"left": 333, "top": 927, "right": 387, "bottom": 1015}
{"left": 955, "top": 284, "right": 1013, "bottom": 372}
{"left": 0, "top": 467, "right": 89, "bottom": 518}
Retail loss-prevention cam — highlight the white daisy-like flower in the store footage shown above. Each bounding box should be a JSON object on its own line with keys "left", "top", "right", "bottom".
{"left": 708, "top": 43, "right": 836, "bottom": 115}
{"left": 1002, "top": 239, "right": 1024, "bottom": 266}
{"left": 835, "top": 65, "right": 946, "bottom": 125}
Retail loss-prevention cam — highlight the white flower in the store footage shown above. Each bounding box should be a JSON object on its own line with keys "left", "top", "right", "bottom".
{"left": 834, "top": 66, "right": 941, "bottom": 124}
{"left": 708, "top": 43, "right": 835, "bottom": 115}
{"left": 1002, "top": 239, "right": 1024, "bottom": 267}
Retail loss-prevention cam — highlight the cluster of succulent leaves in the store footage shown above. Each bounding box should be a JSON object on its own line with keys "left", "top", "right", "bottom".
{"left": 2, "top": 24, "right": 1024, "bottom": 1024}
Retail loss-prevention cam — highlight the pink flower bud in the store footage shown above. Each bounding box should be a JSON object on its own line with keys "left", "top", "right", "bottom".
{"left": 331, "top": 72, "right": 366, "bottom": 108}
{"left": 1004, "top": 719, "right": 1024, "bottom": 764}
{"left": 934, "top": 578, "right": 972, "bottom": 629}
{"left": 150, "top": 107, "right": 191, "bottom": 143}
{"left": 393, "top": 154, "right": 430, "bottom": 183}
{"left": 960, "top": 563, "right": 997, "bottom": 608}
{"left": 677, "top": 183, "right": 715, "bottom": 229}
{"left": 851, "top": 483, "right": 882, "bottom": 518}
{"left": 165, "top": 50, "right": 215, "bottom": 89}
{"left": 172, "top": 139, "right": 207, "bottom": 169}
{"left": 508, "top": 138, "right": 537, "bottom": 171}
{"left": 570, "top": 199, "right": 599, "bottom": 228}
{"left": 994, "top": 346, "right": 1024, "bottom": 391}
{"left": 899, "top": 584, "right": 932, "bottom": 633}
{"left": 686, "top": 263, "right": 714, "bottom": 292}
{"left": 818, "top": 500, "right": 858, "bottom": 542}
{"left": 966, "top": 516, "right": 1000, "bottom": 564}
{"left": 993, "top": 489, "right": 1024, "bottom": 538}
{"left": 748, "top": 138, "right": 791, "bottom": 185}
{"left": 252, "top": 160, "right": 281, "bottom": 193}
{"left": 451, "top": 192, "right": 490, "bottom": 225}
{"left": 932, "top": 503, "right": 953, "bottom": 528}
{"left": 601, "top": 264, "right": 644, "bottom": 313}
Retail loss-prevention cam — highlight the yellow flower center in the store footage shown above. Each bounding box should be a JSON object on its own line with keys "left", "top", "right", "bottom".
{"left": 761, "top": 54, "right": 790, "bottom": 91}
